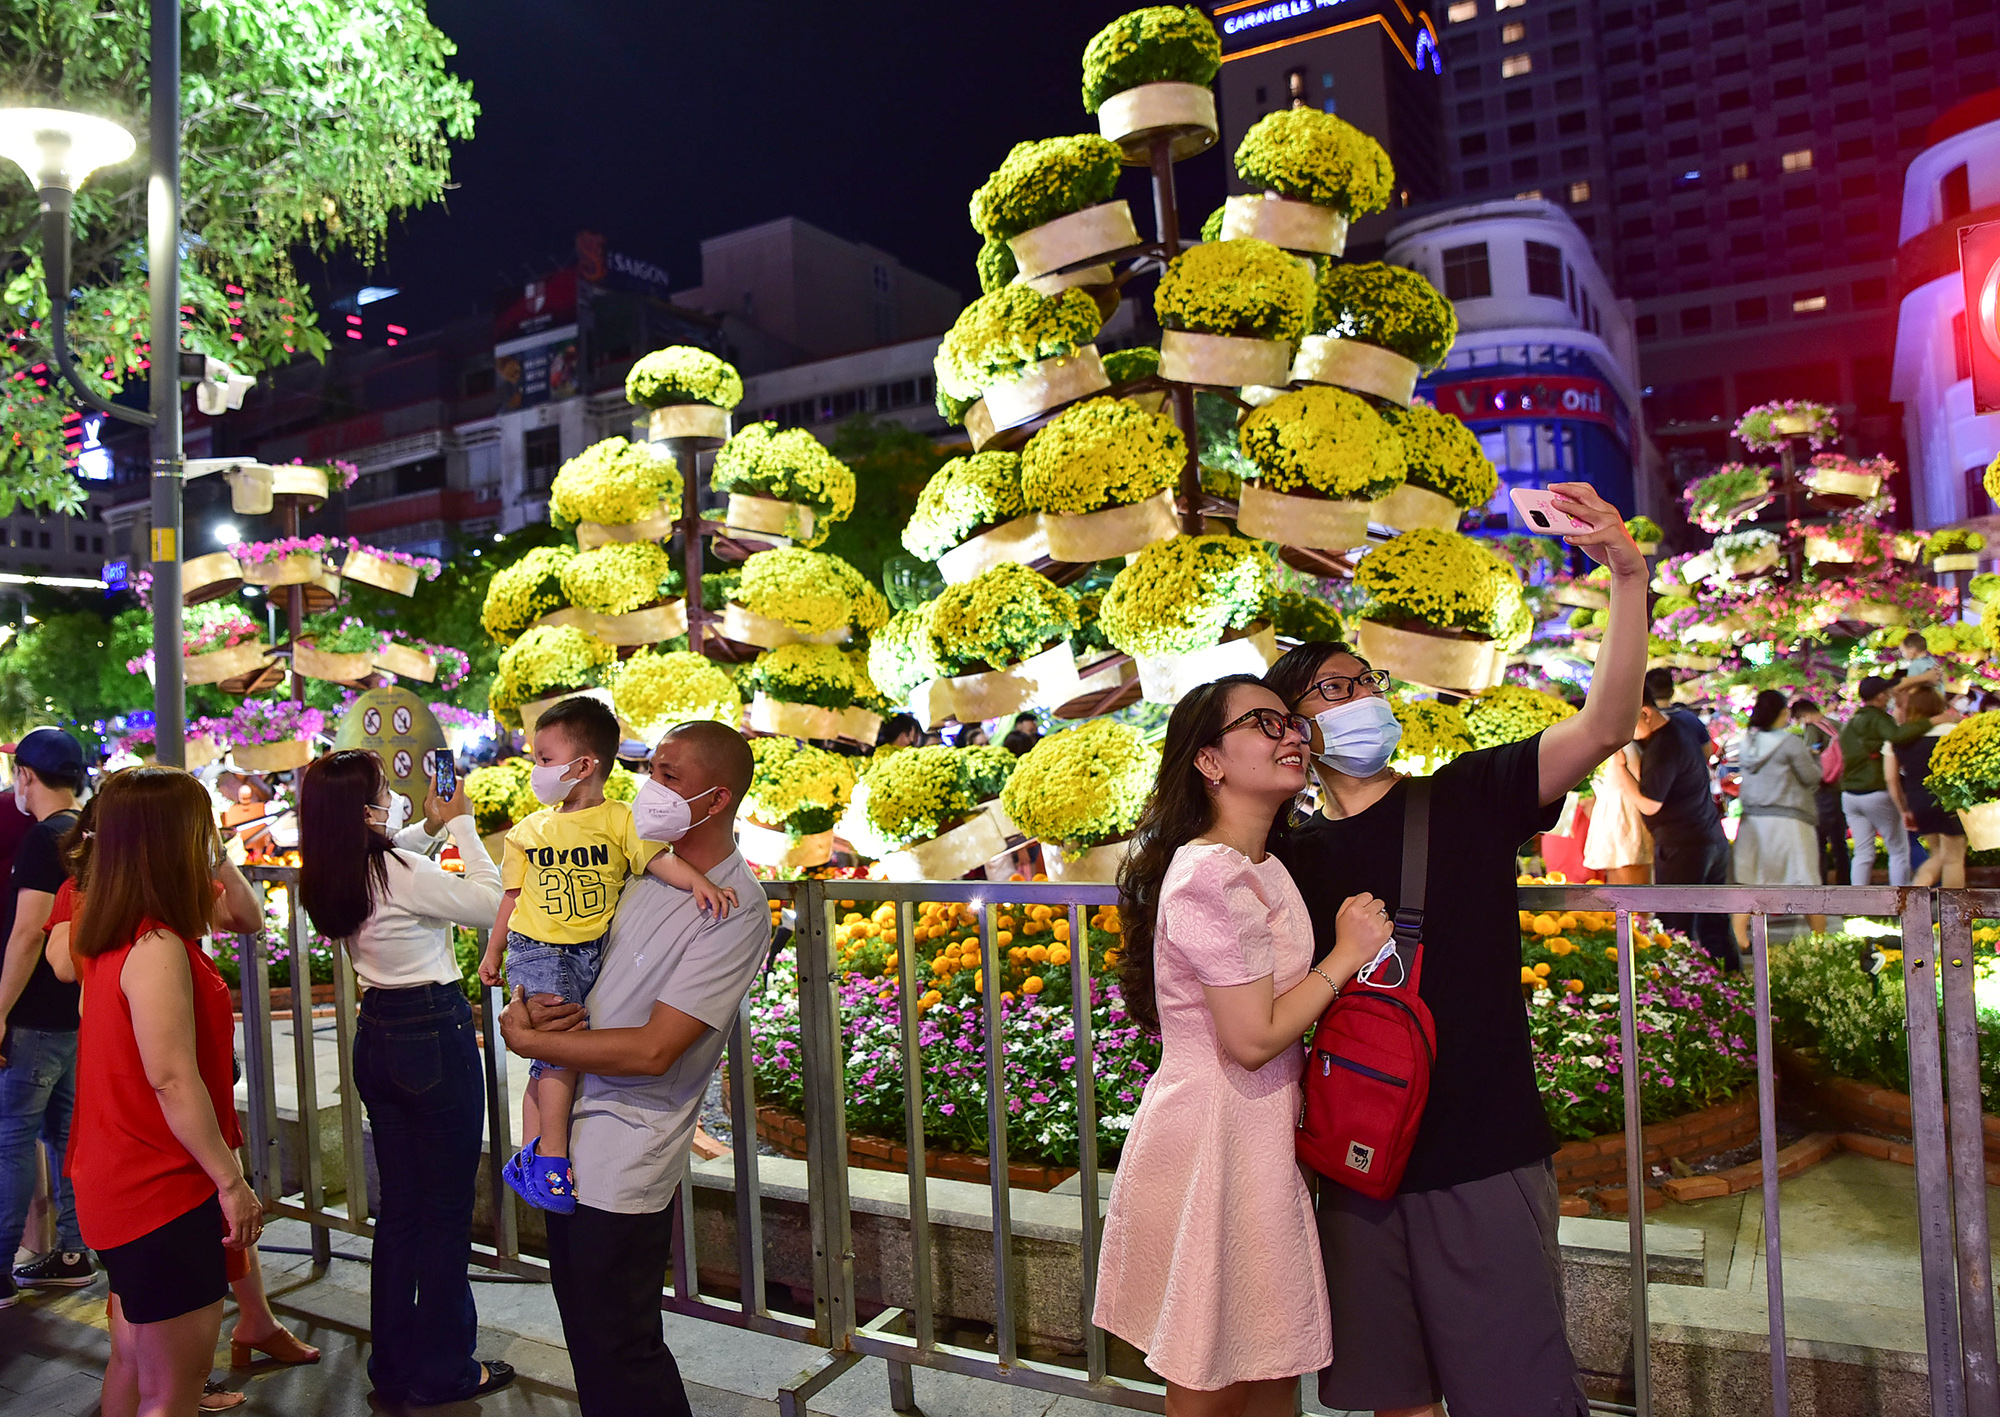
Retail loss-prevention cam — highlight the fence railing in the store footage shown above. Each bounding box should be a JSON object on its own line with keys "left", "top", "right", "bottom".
{"left": 236, "top": 870, "right": 1996, "bottom": 1417}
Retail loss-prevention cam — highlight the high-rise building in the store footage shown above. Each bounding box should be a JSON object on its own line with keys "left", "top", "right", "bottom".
{"left": 1436, "top": 0, "right": 2000, "bottom": 499}
{"left": 1211, "top": 1, "right": 1448, "bottom": 251}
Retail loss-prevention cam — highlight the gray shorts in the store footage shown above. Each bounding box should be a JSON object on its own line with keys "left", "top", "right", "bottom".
{"left": 1316, "top": 1159, "right": 1588, "bottom": 1416}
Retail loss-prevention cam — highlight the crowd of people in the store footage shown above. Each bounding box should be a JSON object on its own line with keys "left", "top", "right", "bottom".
{"left": 0, "top": 477, "right": 1977, "bottom": 1417}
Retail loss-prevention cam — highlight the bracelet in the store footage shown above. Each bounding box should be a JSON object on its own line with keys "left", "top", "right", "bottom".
{"left": 1311, "top": 965, "right": 1340, "bottom": 993}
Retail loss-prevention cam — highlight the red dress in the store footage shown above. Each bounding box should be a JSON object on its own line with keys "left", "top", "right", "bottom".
{"left": 66, "top": 913, "right": 244, "bottom": 1252}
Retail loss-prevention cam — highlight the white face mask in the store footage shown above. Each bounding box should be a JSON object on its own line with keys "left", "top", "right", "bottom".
{"left": 530, "top": 758, "right": 586, "bottom": 806}
{"left": 366, "top": 793, "right": 411, "bottom": 833}
{"left": 1312, "top": 695, "right": 1403, "bottom": 778}
{"left": 632, "top": 776, "right": 718, "bottom": 842}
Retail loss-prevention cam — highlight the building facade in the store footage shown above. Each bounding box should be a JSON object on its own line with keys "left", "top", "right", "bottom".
{"left": 1890, "top": 92, "right": 2000, "bottom": 530}
{"left": 1386, "top": 198, "right": 1653, "bottom": 519}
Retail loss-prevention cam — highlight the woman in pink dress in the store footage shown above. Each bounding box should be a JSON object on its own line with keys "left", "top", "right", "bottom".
{"left": 1094, "top": 675, "right": 1394, "bottom": 1414}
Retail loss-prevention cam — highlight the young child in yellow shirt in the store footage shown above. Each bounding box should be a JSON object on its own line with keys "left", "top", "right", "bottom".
{"left": 479, "top": 696, "right": 734, "bottom": 1212}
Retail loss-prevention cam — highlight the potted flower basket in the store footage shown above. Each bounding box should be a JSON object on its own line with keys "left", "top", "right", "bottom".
{"left": 627, "top": 346, "right": 743, "bottom": 448}
{"left": 882, "top": 807, "right": 1010, "bottom": 882}
{"left": 184, "top": 640, "right": 273, "bottom": 687}
{"left": 1220, "top": 192, "right": 1346, "bottom": 256}
{"left": 1009, "top": 201, "right": 1140, "bottom": 282}
{"left": 373, "top": 642, "right": 438, "bottom": 682}
{"left": 550, "top": 436, "right": 688, "bottom": 549}
{"left": 984, "top": 346, "right": 1112, "bottom": 430}
{"left": 739, "top": 738, "right": 852, "bottom": 870}
{"left": 340, "top": 546, "right": 422, "bottom": 596}
{"left": 1356, "top": 620, "right": 1505, "bottom": 695}
{"left": 1711, "top": 531, "right": 1780, "bottom": 580}
{"left": 1020, "top": 398, "right": 1185, "bottom": 563}
{"left": 1293, "top": 263, "right": 1456, "bottom": 408}
{"left": 1155, "top": 240, "right": 1314, "bottom": 389}
{"left": 1799, "top": 453, "right": 1887, "bottom": 503}
{"left": 1236, "top": 386, "right": 1409, "bottom": 551}
{"left": 1042, "top": 836, "right": 1132, "bottom": 883}
{"left": 999, "top": 718, "right": 1153, "bottom": 882}
{"left": 1849, "top": 602, "right": 1906, "bottom": 628}
{"left": 912, "top": 563, "right": 1083, "bottom": 728}
{"left": 712, "top": 421, "right": 857, "bottom": 550}
{"left": 233, "top": 739, "right": 312, "bottom": 773}
{"left": 224, "top": 463, "right": 274, "bottom": 515}
{"left": 938, "top": 514, "right": 1051, "bottom": 584}
{"left": 858, "top": 745, "right": 1019, "bottom": 881}
{"left": 1625, "top": 518, "right": 1664, "bottom": 556}
{"left": 967, "top": 133, "right": 1137, "bottom": 281}
{"left": 1804, "top": 533, "right": 1853, "bottom": 566}
{"left": 738, "top": 820, "right": 835, "bottom": 870}
{"left": 238, "top": 549, "right": 323, "bottom": 588}
{"left": 1352, "top": 529, "right": 1522, "bottom": 696}
{"left": 1080, "top": 0, "right": 1223, "bottom": 159}
{"left": 1097, "top": 83, "right": 1217, "bottom": 161}
{"left": 1099, "top": 534, "right": 1278, "bottom": 705}
{"left": 1685, "top": 465, "right": 1774, "bottom": 534}
{"left": 1043, "top": 490, "right": 1179, "bottom": 563}
{"left": 748, "top": 696, "right": 846, "bottom": 741}
{"left": 722, "top": 494, "right": 814, "bottom": 547}
{"left": 182, "top": 551, "right": 245, "bottom": 605}
{"left": 935, "top": 285, "right": 1108, "bottom": 436}
{"left": 1552, "top": 581, "right": 1609, "bottom": 610}
{"left": 270, "top": 465, "right": 331, "bottom": 502}
{"left": 1734, "top": 400, "right": 1838, "bottom": 453}
{"left": 907, "top": 453, "right": 1043, "bottom": 584}
{"left": 293, "top": 639, "right": 379, "bottom": 684}
{"left": 1292, "top": 335, "right": 1416, "bottom": 405}
{"left": 1135, "top": 622, "right": 1278, "bottom": 705}
{"left": 648, "top": 404, "right": 730, "bottom": 441}
{"left": 1924, "top": 712, "right": 2000, "bottom": 848}
{"left": 916, "top": 643, "right": 1083, "bottom": 729}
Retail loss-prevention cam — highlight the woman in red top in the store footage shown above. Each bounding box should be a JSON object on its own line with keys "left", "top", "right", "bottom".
{"left": 64, "top": 767, "right": 263, "bottom": 1417}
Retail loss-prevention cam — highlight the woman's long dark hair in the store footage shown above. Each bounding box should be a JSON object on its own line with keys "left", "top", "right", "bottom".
{"left": 1748, "top": 688, "right": 1788, "bottom": 731}
{"left": 72, "top": 768, "right": 221, "bottom": 960}
{"left": 298, "top": 750, "right": 396, "bottom": 940}
{"left": 1115, "top": 675, "right": 1271, "bottom": 1033}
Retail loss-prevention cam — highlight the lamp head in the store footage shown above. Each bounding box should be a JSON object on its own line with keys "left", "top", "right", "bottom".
{"left": 0, "top": 108, "right": 135, "bottom": 192}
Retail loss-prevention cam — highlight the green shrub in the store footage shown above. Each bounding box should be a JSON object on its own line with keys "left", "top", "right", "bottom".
{"left": 1080, "top": 6, "right": 1222, "bottom": 112}
{"left": 969, "top": 135, "right": 1124, "bottom": 243}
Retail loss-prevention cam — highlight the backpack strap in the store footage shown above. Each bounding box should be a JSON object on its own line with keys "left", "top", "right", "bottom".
{"left": 1394, "top": 778, "right": 1429, "bottom": 950}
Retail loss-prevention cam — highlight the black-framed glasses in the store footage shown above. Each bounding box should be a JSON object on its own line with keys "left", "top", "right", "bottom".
{"left": 1215, "top": 707, "right": 1312, "bottom": 743}
{"left": 1304, "top": 668, "right": 1389, "bottom": 705}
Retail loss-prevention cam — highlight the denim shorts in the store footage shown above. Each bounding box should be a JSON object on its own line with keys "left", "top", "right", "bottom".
{"left": 505, "top": 931, "right": 603, "bottom": 1081}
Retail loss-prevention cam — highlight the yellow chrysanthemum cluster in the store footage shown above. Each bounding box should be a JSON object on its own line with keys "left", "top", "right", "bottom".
{"left": 1379, "top": 401, "right": 1497, "bottom": 508}
{"left": 466, "top": 757, "right": 532, "bottom": 835}
{"left": 860, "top": 744, "right": 1020, "bottom": 851}
{"left": 934, "top": 285, "right": 1105, "bottom": 402}
{"left": 1232, "top": 106, "right": 1394, "bottom": 217}
{"left": 558, "top": 541, "right": 679, "bottom": 616}
{"left": 730, "top": 547, "right": 864, "bottom": 637}
{"left": 1391, "top": 697, "right": 1473, "bottom": 776}
{"left": 835, "top": 897, "right": 1106, "bottom": 1014}
{"left": 609, "top": 649, "right": 743, "bottom": 736}
{"left": 1239, "top": 385, "right": 1407, "bottom": 500}
{"left": 868, "top": 608, "right": 943, "bottom": 704}
{"left": 968, "top": 134, "right": 1124, "bottom": 242}
{"left": 904, "top": 452, "right": 1028, "bottom": 560}
{"left": 711, "top": 423, "right": 856, "bottom": 547}
{"left": 1099, "top": 533, "right": 1268, "bottom": 659}
{"left": 1462, "top": 685, "right": 1578, "bottom": 752}
{"left": 1355, "top": 528, "right": 1525, "bottom": 639}
{"left": 548, "top": 438, "right": 683, "bottom": 527}
{"left": 1923, "top": 710, "right": 2000, "bottom": 813}
{"left": 745, "top": 736, "right": 856, "bottom": 836}
{"left": 1019, "top": 397, "right": 1186, "bottom": 515}
{"left": 624, "top": 346, "right": 744, "bottom": 410}
{"left": 1000, "top": 718, "right": 1157, "bottom": 849}
{"left": 490, "top": 625, "right": 615, "bottom": 717}
{"left": 1080, "top": 5, "right": 1222, "bottom": 111}
{"left": 926, "top": 561, "right": 1080, "bottom": 677}
{"left": 742, "top": 643, "right": 862, "bottom": 710}
{"left": 480, "top": 546, "right": 575, "bottom": 643}
{"left": 1154, "top": 238, "right": 1316, "bottom": 343}
{"left": 1311, "top": 262, "right": 1458, "bottom": 370}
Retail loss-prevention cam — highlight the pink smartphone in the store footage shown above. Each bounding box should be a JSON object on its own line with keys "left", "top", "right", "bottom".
{"left": 1509, "top": 486, "right": 1593, "bottom": 536}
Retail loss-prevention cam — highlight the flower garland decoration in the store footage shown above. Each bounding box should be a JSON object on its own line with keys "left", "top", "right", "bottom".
{"left": 1154, "top": 238, "right": 1316, "bottom": 343}
{"left": 610, "top": 649, "right": 742, "bottom": 734}
{"left": 1683, "top": 464, "right": 1773, "bottom": 533}
{"left": 868, "top": 608, "right": 942, "bottom": 705}
{"left": 1080, "top": 5, "right": 1222, "bottom": 111}
{"left": 745, "top": 736, "right": 856, "bottom": 836}
{"left": 559, "top": 541, "right": 682, "bottom": 616}
{"left": 624, "top": 346, "right": 744, "bottom": 410}
{"left": 481, "top": 545, "right": 575, "bottom": 642}
{"left": 968, "top": 135, "right": 1125, "bottom": 243}
{"left": 220, "top": 698, "right": 326, "bottom": 748}
{"left": 1733, "top": 399, "right": 1838, "bottom": 452}
{"left": 711, "top": 423, "right": 857, "bottom": 547}
{"left": 741, "top": 643, "right": 860, "bottom": 710}
{"left": 1099, "top": 533, "right": 1268, "bottom": 659}
{"left": 548, "top": 438, "right": 683, "bottom": 528}
{"left": 1461, "top": 684, "right": 1576, "bottom": 751}
{"left": 1391, "top": 697, "right": 1473, "bottom": 775}
{"left": 934, "top": 285, "right": 1105, "bottom": 404}
{"left": 1238, "top": 384, "right": 1407, "bottom": 499}
{"left": 1355, "top": 528, "right": 1524, "bottom": 638}
{"left": 490, "top": 624, "right": 615, "bottom": 715}
{"left": 1378, "top": 399, "right": 1495, "bottom": 508}
{"left": 1231, "top": 106, "right": 1394, "bottom": 217}
{"left": 904, "top": 452, "right": 1028, "bottom": 561}
{"left": 860, "top": 744, "right": 1018, "bottom": 851}
{"left": 1001, "top": 718, "right": 1157, "bottom": 849}
{"left": 731, "top": 547, "right": 863, "bottom": 637}
{"left": 1310, "top": 261, "right": 1458, "bottom": 370}
{"left": 925, "top": 562, "right": 1080, "bottom": 676}
{"left": 1019, "top": 397, "right": 1186, "bottom": 514}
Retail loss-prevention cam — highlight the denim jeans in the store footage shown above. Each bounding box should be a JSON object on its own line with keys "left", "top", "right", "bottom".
{"left": 0, "top": 1025, "right": 82, "bottom": 1256}
{"left": 353, "top": 984, "right": 485, "bottom": 1402}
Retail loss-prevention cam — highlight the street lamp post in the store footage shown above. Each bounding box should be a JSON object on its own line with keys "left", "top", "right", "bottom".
{"left": 0, "top": 0, "right": 185, "bottom": 764}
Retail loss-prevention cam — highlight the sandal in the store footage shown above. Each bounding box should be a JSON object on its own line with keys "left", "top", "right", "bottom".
{"left": 231, "top": 1324, "right": 321, "bottom": 1368}
{"left": 502, "top": 1139, "right": 577, "bottom": 1214}
{"left": 198, "top": 1378, "right": 247, "bottom": 1411}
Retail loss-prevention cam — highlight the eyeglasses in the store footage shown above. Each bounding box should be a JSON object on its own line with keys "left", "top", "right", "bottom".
{"left": 1215, "top": 707, "right": 1312, "bottom": 743}
{"left": 1304, "top": 668, "right": 1389, "bottom": 705}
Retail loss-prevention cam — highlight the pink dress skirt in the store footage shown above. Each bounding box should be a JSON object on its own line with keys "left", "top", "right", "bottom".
{"left": 1091, "top": 842, "right": 1332, "bottom": 1390}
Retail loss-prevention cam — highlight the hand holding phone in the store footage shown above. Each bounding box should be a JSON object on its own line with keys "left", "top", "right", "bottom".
{"left": 1509, "top": 486, "right": 1594, "bottom": 535}
{"left": 433, "top": 752, "right": 457, "bottom": 800}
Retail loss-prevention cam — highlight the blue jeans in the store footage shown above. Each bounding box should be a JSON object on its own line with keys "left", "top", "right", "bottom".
{"left": 353, "top": 984, "right": 485, "bottom": 1403}
{"left": 0, "top": 1025, "right": 82, "bottom": 1255}
{"left": 504, "top": 931, "right": 602, "bottom": 1082}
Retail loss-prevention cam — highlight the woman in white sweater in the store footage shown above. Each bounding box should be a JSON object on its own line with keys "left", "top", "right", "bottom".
{"left": 296, "top": 749, "right": 514, "bottom": 1407}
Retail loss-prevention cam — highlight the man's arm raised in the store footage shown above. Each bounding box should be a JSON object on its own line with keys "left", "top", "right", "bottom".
{"left": 499, "top": 987, "right": 708, "bottom": 1078}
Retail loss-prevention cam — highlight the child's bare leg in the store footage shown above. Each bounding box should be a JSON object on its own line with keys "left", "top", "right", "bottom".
{"left": 539, "top": 1068, "right": 579, "bottom": 1161}
{"left": 520, "top": 1075, "right": 542, "bottom": 1145}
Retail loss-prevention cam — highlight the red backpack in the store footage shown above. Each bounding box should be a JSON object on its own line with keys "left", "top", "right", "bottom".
{"left": 1296, "top": 779, "right": 1437, "bottom": 1200}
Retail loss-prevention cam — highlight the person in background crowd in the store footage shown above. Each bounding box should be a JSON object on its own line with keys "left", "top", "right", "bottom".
{"left": 0, "top": 729, "right": 86, "bottom": 1308}
{"left": 1633, "top": 693, "right": 1739, "bottom": 970}
{"left": 1582, "top": 738, "right": 1652, "bottom": 885}
{"left": 1889, "top": 631, "right": 1942, "bottom": 693}
{"left": 1730, "top": 690, "right": 1827, "bottom": 950}
{"left": 1839, "top": 675, "right": 1954, "bottom": 887}
{"left": 1644, "top": 667, "right": 1718, "bottom": 765}
{"left": 960, "top": 724, "right": 990, "bottom": 747}
{"left": 1002, "top": 712, "right": 1041, "bottom": 756}
{"left": 297, "top": 750, "right": 513, "bottom": 1407}
{"left": 1093, "top": 676, "right": 1389, "bottom": 1414}
{"left": 62, "top": 768, "right": 263, "bottom": 1417}
{"left": 0, "top": 786, "right": 40, "bottom": 1267}
{"left": 874, "top": 714, "right": 921, "bottom": 750}
{"left": 499, "top": 722, "right": 770, "bottom": 1417}
{"left": 1887, "top": 684, "right": 1966, "bottom": 890}
{"left": 1265, "top": 480, "right": 1640, "bottom": 1417}
{"left": 1790, "top": 699, "right": 1849, "bottom": 885}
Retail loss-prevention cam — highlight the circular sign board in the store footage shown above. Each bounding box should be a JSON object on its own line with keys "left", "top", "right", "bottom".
{"left": 332, "top": 685, "right": 449, "bottom": 823}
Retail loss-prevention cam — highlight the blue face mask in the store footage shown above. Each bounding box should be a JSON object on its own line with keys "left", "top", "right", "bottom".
{"left": 1311, "top": 695, "right": 1403, "bottom": 778}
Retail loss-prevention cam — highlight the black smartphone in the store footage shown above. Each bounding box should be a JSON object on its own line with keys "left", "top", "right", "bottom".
{"left": 433, "top": 752, "right": 457, "bottom": 799}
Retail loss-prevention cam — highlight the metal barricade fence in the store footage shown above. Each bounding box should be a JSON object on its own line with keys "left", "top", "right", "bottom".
{"left": 235, "top": 870, "right": 1996, "bottom": 1417}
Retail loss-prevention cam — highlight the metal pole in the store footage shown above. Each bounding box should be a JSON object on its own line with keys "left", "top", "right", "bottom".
{"left": 1748, "top": 911, "right": 1788, "bottom": 1417}
{"left": 1614, "top": 908, "right": 1650, "bottom": 1416}
{"left": 148, "top": 0, "right": 185, "bottom": 766}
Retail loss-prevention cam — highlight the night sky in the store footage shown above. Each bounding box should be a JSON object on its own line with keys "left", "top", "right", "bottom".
{"left": 335, "top": 0, "right": 1225, "bottom": 332}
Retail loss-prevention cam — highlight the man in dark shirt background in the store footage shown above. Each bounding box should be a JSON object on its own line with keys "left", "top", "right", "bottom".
{"left": 1632, "top": 693, "right": 1738, "bottom": 970}
{"left": 0, "top": 729, "right": 88, "bottom": 1304}
{"left": 1001, "top": 712, "right": 1041, "bottom": 757}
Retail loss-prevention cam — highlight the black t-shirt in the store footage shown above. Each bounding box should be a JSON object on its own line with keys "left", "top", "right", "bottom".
{"left": 1273, "top": 736, "right": 1559, "bottom": 1193}
{"left": 4, "top": 809, "right": 78, "bottom": 1032}
{"left": 1639, "top": 720, "right": 1723, "bottom": 845}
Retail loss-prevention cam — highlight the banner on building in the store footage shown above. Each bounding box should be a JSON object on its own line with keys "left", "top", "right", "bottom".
{"left": 494, "top": 269, "right": 579, "bottom": 344}
{"left": 1433, "top": 374, "right": 1625, "bottom": 442}
{"left": 1962, "top": 218, "right": 2000, "bottom": 415}
{"left": 495, "top": 324, "right": 581, "bottom": 411}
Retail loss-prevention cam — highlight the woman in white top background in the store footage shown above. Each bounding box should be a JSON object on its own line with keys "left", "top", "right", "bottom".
{"left": 296, "top": 749, "right": 513, "bottom": 1407}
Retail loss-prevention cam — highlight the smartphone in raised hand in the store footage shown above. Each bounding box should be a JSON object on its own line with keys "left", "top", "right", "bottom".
{"left": 1509, "top": 486, "right": 1594, "bottom": 536}
{"left": 432, "top": 751, "right": 457, "bottom": 800}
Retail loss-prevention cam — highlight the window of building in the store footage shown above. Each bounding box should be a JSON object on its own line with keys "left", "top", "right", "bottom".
{"left": 1448, "top": 0, "right": 1477, "bottom": 19}
{"left": 1508, "top": 121, "right": 1536, "bottom": 145}
{"left": 1792, "top": 290, "right": 1828, "bottom": 313}
{"left": 91, "top": 536, "right": 103, "bottom": 554}
{"left": 1526, "top": 241, "right": 1565, "bottom": 297}
{"left": 1607, "top": 42, "right": 1638, "bottom": 64}
{"left": 1511, "top": 155, "right": 1540, "bottom": 179}
{"left": 522, "top": 426, "right": 563, "bottom": 492}
{"left": 1555, "top": 76, "right": 1584, "bottom": 100}
{"left": 1659, "top": 30, "right": 1690, "bottom": 50}
{"left": 1852, "top": 277, "right": 1888, "bottom": 307}
{"left": 1254, "top": 85, "right": 1268, "bottom": 103}
{"left": 1894, "top": 87, "right": 1928, "bottom": 111}
{"left": 1773, "top": 76, "right": 1810, "bottom": 101}
{"left": 1565, "top": 265, "right": 1578, "bottom": 312}
{"left": 1775, "top": 111, "right": 1813, "bottom": 135}
{"left": 1635, "top": 313, "right": 1658, "bottom": 338}
{"left": 1672, "top": 206, "right": 1705, "bottom": 228}
{"left": 1780, "top": 148, "right": 1813, "bottom": 172}
{"left": 1461, "top": 133, "right": 1489, "bottom": 156}
{"left": 1557, "top": 110, "right": 1587, "bottom": 134}
{"left": 1889, "top": 7, "right": 1927, "bottom": 32}
{"left": 1567, "top": 179, "right": 1591, "bottom": 203}
{"left": 1494, "top": 0, "right": 1524, "bottom": 9}
{"left": 1676, "top": 242, "right": 1709, "bottom": 265}
{"left": 1506, "top": 85, "right": 1535, "bottom": 111}
{"left": 1612, "top": 111, "right": 1645, "bottom": 134}
{"left": 1719, "top": 89, "right": 1752, "bottom": 110}
{"left": 1501, "top": 53, "right": 1533, "bottom": 77}
{"left": 1830, "top": 24, "right": 1864, "bottom": 47}
{"left": 1551, "top": 40, "right": 1580, "bottom": 65}
{"left": 1664, "top": 100, "right": 1697, "bottom": 123}
{"left": 1711, "top": 14, "right": 1745, "bottom": 38}
{"left": 1943, "top": 164, "right": 1972, "bottom": 220}
{"left": 1731, "top": 232, "right": 1764, "bottom": 255}
{"left": 1322, "top": 72, "right": 1334, "bottom": 89}
{"left": 1955, "top": 311, "right": 1973, "bottom": 381}
{"left": 1549, "top": 6, "right": 1576, "bottom": 30}
{"left": 1621, "top": 216, "right": 1654, "bottom": 238}
{"left": 1782, "top": 184, "right": 1818, "bottom": 209}
{"left": 1516, "top": 189, "right": 1544, "bottom": 201}
{"left": 1768, "top": 1, "right": 1802, "bottom": 21}
{"left": 1737, "top": 296, "right": 1769, "bottom": 324}
{"left": 1846, "top": 210, "right": 1880, "bottom": 235}
{"left": 1458, "top": 99, "right": 1486, "bottom": 121}
{"left": 1721, "top": 126, "right": 1754, "bottom": 147}
{"left": 1680, "top": 307, "right": 1712, "bottom": 334}
{"left": 72, "top": 535, "right": 83, "bottom": 552}
{"left": 1618, "top": 182, "right": 1649, "bottom": 202}
{"left": 1667, "top": 136, "right": 1700, "bottom": 158}
{"left": 1454, "top": 67, "right": 1482, "bottom": 90}
{"left": 1840, "top": 173, "right": 1877, "bottom": 198}
{"left": 1501, "top": 21, "right": 1526, "bottom": 42}
{"left": 1615, "top": 147, "right": 1646, "bottom": 169}
{"left": 1728, "top": 196, "right": 1760, "bottom": 219}
{"left": 1831, "top": 61, "right": 1867, "bottom": 87}
{"left": 1770, "top": 37, "right": 1807, "bottom": 62}
{"left": 1442, "top": 243, "right": 1494, "bottom": 300}
{"left": 1605, "top": 7, "right": 1633, "bottom": 26}
{"left": 1787, "top": 222, "right": 1822, "bottom": 246}
{"left": 1575, "top": 214, "right": 1597, "bottom": 236}
{"left": 1714, "top": 53, "right": 1748, "bottom": 75}
{"left": 1464, "top": 166, "right": 1491, "bottom": 188}
{"left": 36, "top": 532, "right": 48, "bottom": 549}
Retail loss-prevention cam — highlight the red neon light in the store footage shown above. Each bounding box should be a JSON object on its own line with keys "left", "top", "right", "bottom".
{"left": 386, "top": 324, "right": 407, "bottom": 335}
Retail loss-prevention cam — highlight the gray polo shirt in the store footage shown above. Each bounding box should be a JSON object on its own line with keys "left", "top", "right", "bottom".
{"left": 568, "top": 849, "right": 770, "bottom": 1214}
